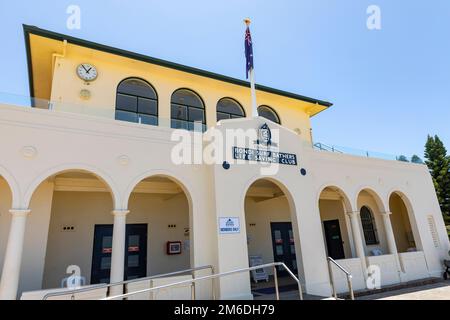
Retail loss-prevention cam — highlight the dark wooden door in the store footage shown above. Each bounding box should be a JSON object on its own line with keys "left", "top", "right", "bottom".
{"left": 91, "top": 224, "right": 147, "bottom": 284}
{"left": 323, "top": 219, "right": 345, "bottom": 260}
{"left": 270, "top": 222, "right": 297, "bottom": 276}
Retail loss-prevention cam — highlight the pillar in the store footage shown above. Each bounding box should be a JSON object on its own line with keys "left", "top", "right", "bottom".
{"left": 381, "top": 211, "right": 403, "bottom": 278}
{"left": 346, "top": 211, "right": 368, "bottom": 279}
{"left": 109, "top": 209, "right": 129, "bottom": 296}
{"left": 0, "top": 209, "right": 31, "bottom": 300}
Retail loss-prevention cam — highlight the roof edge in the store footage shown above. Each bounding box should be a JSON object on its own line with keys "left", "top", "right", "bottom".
{"left": 22, "top": 24, "right": 333, "bottom": 109}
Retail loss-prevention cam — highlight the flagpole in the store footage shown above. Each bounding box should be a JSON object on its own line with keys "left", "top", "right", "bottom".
{"left": 245, "top": 18, "right": 258, "bottom": 118}
{"left": 249, "top": 67, "right": 258, "bottom": 118}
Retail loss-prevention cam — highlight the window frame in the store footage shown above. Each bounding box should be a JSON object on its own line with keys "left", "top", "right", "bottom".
{"left": 216, "top": 97, "right": 246, "bottom": 121}
{"left": 257, "top": 105, "right": 281, "bottom": 124}
{"left": 115, "top": 77, "right": 158, "bottom": 126}
{"left": 360, "top": 206, "right": 380, "bottom": 246}
{"left": 170, "top": 88, "right": 206, "bottom": 132}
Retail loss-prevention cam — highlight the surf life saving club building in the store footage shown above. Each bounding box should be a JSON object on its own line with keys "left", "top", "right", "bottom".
{"left": 0, "top": 25, "right": 448, "bottom": 300}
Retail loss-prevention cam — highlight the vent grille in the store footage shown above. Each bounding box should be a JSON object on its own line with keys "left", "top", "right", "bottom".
{"left": 427, "top": 215, "right": 440, "bottom": 248}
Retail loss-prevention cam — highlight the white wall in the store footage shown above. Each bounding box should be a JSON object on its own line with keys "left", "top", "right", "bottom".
{"left": 0, "top": 104, "right": 448, "bottom": 299}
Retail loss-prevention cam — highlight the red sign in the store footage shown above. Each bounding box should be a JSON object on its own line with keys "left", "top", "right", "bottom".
{"left": 102, "top": 248, "right": 112, "bottom": 254}
{"left": 128, "top": 246, "right": 139, "bottom": 252}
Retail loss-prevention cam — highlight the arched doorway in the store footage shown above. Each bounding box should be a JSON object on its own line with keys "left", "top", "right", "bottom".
{"left": 356, "top": 189, "right": 388, "bottom": 256}
{"left": 389, "top": 192, "right": 421, "bottom": 253}
{"left": 318, "top": 187, "right": 354, "bottom": 260}
{"left": 125, "top": 175, "right": 192, "bottom": 278}
{"left": 34, "top": 170, "right": 116, "bottom": 290}
{"left": 0, "top": 176, "right": 13, "bottom": 277}
{"left": 244, "top": 178, "right": 303, "bottom": 298}
{"left": 388, "top": 191, "right": 429, "bottom": 280}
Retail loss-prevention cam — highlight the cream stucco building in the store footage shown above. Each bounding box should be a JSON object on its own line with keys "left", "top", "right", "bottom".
{"left": 0, "top": 25, "right": 448, "bottom": 300}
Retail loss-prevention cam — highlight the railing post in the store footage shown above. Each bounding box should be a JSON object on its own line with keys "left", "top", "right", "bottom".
{"left": 327, "top": 259, "right": 337, "bottom": 299}
{"left": 191, "top": 271, "right": 196, "bottom": 300}
{"left": 211, "top": 266, "right": 216, "bottom": 300}
{"left": 190, "top": 283, "right": 195, "bottom": 300}
{"left": 273, "top": 266, "right": 280, "bottom": 301}
{"left": 347, "top": 275, "right": 354, "bottom": 300}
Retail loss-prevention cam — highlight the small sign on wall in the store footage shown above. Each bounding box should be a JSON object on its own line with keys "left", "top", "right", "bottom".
{"left": 219, "top": 217, "right": 240, "bottom": 234}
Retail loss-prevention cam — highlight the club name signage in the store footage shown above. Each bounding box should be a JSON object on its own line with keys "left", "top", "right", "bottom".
{"left": 232, "top": 123, "right": 298, "bottom": 166}
{"left": 233, "top": 147, "right": 297, "bottom": 165}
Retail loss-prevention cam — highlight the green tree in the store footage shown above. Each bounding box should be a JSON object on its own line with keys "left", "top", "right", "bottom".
{"left": 397, "top": 155, "right": 409, "bottom": 162}
{"left": 424, "top": 135, "right": 450, "bottom": 217}
{"left": 411, "top": 155, "right": 424, "bottom": 164}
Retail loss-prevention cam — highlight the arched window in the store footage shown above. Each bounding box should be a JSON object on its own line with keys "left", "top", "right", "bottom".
{"left": 360, "top": 206, "right": 379, "bottom": 245}
{"left": 115, "top": 78, "right": 158, "bottom": 126}
{"left": 216, "top": 98, "right": 245, "bottom": 121}
{"left": 171, "top": 89, "right": 206, "bottom": 131}
{"left": 258, "top": 105, "right": 280, "bottom": 124}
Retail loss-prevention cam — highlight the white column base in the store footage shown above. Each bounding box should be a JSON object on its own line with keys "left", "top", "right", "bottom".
{"left": 109, "top": 210, "right": 129, "bottom": 297}
{"left": 0, "top": 209, "right": 31, "bottom": 300}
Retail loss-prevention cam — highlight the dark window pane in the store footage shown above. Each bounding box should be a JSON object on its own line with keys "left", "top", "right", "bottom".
{"left": 217, "top": 112, "right": 231, "bottom": 121}
{"left": 138, "top": 98, "right": 157, "bottom": 115}
{"left": 128, "top": 255, "right": 139, "bottom": 267}
{"left": 171, "top": 89, "right": 203, "bottom": 108}
{"left": 258, "top": 106, "right": 280, "bottom": 124}
{"left": 171, "top": 119, "right": 189, "bottom": 130}
{"left": 217, "top": 98, "right": 244, "bottom": 116}
{"left": 115, "top": 110, "right": 138, "bottom": 123}
{"left": 171, "top": 104, "right": 188, "bottom": 120}
{"left": 139, "top": 114, "right": 158, "bottom": 126}
{"left": 117, "top": 79, "right": 156, "bottom": 99}
{"left": 360, "top": 206, "right": 378, "bottom": 245}
{"left": 231, "top": 114, "right": 244, "bottom": 119}
{"left": 189, "top": 108, "right": 205, "bottom": 123}
{"left": 116, "top": 94, "right": 137, "bottom": 112}
{"left": 100, "top": 257, "right": 111, "bottom": 270}
{"left": 188, "top": 121, "right": 206, "bottom": 132}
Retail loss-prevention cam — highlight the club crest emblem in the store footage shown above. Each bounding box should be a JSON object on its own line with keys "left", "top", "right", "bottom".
{"left": 257, "top": 123, "right": 272, "bottom": 146}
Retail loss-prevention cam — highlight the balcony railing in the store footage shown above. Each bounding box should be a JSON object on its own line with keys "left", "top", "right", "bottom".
{"left": 313, "top": 142, "right": 424, "bottom": 164}
{"left": 0, "top": 92, "right": 426, "bottom": 164}
{"left": 0, "top": 92, "right": 207, "bottom": 132}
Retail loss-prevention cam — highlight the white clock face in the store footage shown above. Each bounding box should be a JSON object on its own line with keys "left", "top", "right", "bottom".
{"left": 76, "top": 63, "right": 98, "bottom": 81}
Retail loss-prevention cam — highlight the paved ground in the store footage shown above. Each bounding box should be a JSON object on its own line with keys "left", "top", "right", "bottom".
{"left": 357, "top": 282, "right": 450, "bottom": 300}
{"left": 253, "top": 278, "right": 450, "bottom": 300}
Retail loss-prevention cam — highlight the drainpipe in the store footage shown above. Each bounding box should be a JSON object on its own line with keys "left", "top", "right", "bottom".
{"left": 51, "top": 39, "right": 67, "bottom": 75}
{"left": 50, "top": 40, "right": 67, "bottom": 109}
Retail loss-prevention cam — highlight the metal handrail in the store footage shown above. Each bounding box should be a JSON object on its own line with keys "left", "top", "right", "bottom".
{"left": 327, "top": 257, "right": 354, "bottom": 300}
{"left": 102, "top": 262, "right": 303, "bottom": 301}
{"left": 42, "top": 264, "right": 215, "bottom": 300}
{"left": 313, "top": 143, "right": 344, "bottom": 153}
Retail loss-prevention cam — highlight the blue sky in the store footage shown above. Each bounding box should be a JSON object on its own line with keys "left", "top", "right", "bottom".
{"left": 0, "top": 0, "right": 449, "bottom": 158}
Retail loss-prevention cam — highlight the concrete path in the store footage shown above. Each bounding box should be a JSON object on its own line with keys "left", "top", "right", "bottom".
{"left": 358, "top": 282, "right": 450, "bottom": 300}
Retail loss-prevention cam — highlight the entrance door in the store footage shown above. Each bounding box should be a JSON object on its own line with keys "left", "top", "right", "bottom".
{"left": 270, "top": 222, "right": 297, "bottom": 276}
{"left": 323, "top": 220, "right": 345, "bottom": 260}
{"left": 91, "top": 224, "right": 147, "bottom": 284}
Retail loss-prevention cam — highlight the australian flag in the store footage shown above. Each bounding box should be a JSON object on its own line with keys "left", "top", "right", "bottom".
{"left": 245, "top": 26, "right": 254, "bottom": 79}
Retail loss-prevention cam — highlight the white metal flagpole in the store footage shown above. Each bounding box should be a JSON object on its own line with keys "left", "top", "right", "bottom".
{"left": 249, "top": 67, "right": 258, "bottom": 118}
{"left": 245, "top": 18, "right": 258, "bottom": 118}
